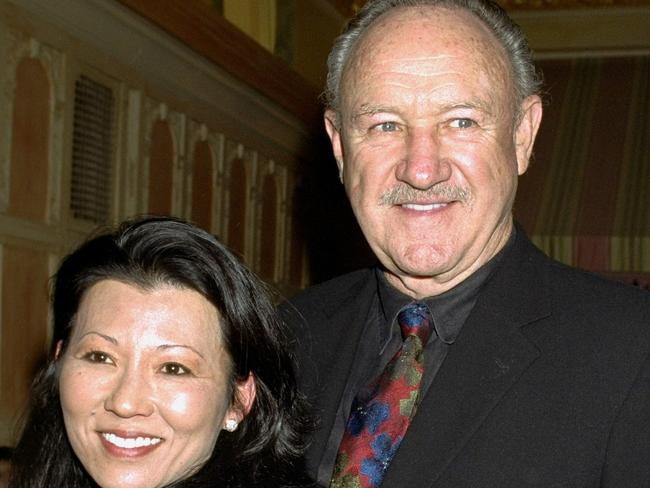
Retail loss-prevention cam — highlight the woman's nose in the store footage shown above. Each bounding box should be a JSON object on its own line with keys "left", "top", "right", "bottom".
{"left": 104, "top": 368, "right": 154, "bottom": 418}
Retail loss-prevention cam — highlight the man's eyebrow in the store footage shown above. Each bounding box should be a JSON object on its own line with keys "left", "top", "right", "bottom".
{"left": 439, "top": 100, "right": 492, "bottom": 113}
{"left": 350, "top": 99, "right": 495, "bottom": 122}
{"left": 351, "top": 104, "right": 396, "bottom": 122}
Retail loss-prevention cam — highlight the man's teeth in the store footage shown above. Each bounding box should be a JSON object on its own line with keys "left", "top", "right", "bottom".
{"left": 402, "top": 203, "right": 447, "bottom": 211}
{"left": 102, "top": 433, "right": 161, "bottom": 448}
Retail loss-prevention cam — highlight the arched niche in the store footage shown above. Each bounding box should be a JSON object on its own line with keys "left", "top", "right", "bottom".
{"left": 259, "top": 172, "right": 278, "bottom": 281}
{"left": 191, "top": 139, "right": 214, "bottom": 231}
{"left": 148, "top": 119, "right": 174, "bottom": 216}
{"left": 289, "top": 189, "right": 305, "bottom": 287}
{"left": 227, "top": 159, "right": 247, "bottom": 258}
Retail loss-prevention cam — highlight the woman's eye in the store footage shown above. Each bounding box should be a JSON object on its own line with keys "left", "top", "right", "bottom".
{"left": 83, "top": 351, "right": 113, "bottom": 364}
{"left": 450, "top": 118, "right": 475, "bottom": 129}
{"left": 161, "top": 363, "right": 191, "bottom": 376}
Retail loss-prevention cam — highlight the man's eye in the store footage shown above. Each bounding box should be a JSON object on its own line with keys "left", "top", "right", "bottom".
{"left": 374, "top": 121, "right": 398, "bottom": 132}
{"left": 450, "top": 118, "right": 475, "bottom": 129}
{"left": 161, "top": 363, "right": 191, "bottom": 376}
{"left": 83, "top": 351, "right": 113, "bottom": 364}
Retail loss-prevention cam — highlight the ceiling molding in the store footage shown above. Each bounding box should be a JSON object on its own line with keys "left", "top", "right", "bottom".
{"left": 117, "top": 0, "right": 322, "bottom": 127}
{"left": 499, "top": 0, "right": 649, "bottom": 10}
{"left": 326, "top": 0, "right": 650, "bottom": 15}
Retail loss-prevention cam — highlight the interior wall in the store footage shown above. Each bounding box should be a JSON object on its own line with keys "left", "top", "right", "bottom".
{"left": 1, "top": 0, "right": 649, "bottom": 448}
{"left": 0, "top": 0, "right": 314, "bottom": 445}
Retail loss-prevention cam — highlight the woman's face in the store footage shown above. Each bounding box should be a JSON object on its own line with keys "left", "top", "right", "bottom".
{"left": 58, "top": 279, "right": 254, "bottom": 488}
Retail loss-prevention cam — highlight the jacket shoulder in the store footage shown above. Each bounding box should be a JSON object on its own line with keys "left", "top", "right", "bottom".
{"left": 544, "top": 255, "right": 650, "bottom": 312}
{"left": 281, "top": 268, "right": 375, "bottom": 318}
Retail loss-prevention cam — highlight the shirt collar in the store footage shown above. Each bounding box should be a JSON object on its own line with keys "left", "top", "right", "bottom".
{"left": 376, "top": 229, "right": 516, "bottom": 347}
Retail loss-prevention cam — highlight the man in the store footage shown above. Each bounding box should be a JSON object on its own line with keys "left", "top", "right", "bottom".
{"left": 282, "top": 0, "right": 650, "bottom": 487}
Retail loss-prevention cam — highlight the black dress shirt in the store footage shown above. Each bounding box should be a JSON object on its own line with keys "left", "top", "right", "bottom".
{"left": 315, "top": 233, "right": 515, "bottom": 486}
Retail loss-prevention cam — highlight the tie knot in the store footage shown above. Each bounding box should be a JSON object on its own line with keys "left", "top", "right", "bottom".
{"left": 397, "top": 302, "right": 432, "bottom": 344}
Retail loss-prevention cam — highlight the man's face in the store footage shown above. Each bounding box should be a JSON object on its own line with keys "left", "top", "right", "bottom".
{"left": 326, "top": 6, "right": 541, "bottom": 298}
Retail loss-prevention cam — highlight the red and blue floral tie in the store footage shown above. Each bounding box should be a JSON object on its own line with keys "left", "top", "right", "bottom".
{"left": 331, "top": 302, "right": 432, "bottom": 487}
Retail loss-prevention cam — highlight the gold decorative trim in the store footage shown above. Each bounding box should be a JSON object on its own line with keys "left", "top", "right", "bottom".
{"left": 498, "top": 0, "right": 649, "bottom": 10}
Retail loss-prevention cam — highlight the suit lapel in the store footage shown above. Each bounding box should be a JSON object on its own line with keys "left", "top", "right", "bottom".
{"left": 302, "top": 270, "right": 379, "bottom": 475}
{"left": 382, "top": 233, "right": 552, "bottom": 487}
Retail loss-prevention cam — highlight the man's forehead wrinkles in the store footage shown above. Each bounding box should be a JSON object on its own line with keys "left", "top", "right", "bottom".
{"left": 360, "top": 55, "right": 459, "bottom": 75}
{"left": 375, "top": 53, "right": 455, "bottom": 65}
{"left": 348, "top": 90, "right": 492, "bottom": 117}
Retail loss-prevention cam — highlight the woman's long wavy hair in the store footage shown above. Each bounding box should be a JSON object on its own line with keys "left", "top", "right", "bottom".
{"left": 10, "top": 217, "right": 312, "bottom": 487}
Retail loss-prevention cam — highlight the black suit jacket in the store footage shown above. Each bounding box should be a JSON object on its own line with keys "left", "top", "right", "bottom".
{"left": 282, "top": 231, "right": 650, "bottom": 487}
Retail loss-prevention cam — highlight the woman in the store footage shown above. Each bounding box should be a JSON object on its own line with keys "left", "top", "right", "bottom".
{"left": 10, "top": 217, "right": 312, "bottom": 487}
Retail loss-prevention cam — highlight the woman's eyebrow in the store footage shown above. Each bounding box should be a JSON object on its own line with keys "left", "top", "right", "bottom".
{"left": 157, "top": 343, "right": 206, "bottom": 359}
{"left": 77, "top": 331, "right": 117, "bottom": 344}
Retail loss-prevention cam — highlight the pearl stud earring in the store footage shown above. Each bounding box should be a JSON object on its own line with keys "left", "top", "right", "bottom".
{"left": 224, "top": 419, "right": 238, "bottom": 432}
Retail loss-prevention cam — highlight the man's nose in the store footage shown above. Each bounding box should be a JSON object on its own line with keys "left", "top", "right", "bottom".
{"left": 104, "top": 367, "right": 154, "bottom": 418}
{"left": 396, "top": 129, "right": 451, "bottom": 189}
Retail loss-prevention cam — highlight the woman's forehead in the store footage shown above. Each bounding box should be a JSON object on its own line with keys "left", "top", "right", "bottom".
{"left": 71, "top": 280, "right": 224, "bottom": 353}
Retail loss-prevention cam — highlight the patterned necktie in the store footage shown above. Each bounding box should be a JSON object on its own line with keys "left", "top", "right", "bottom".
{"left": 331, "top": 302, "right": 433, "bottom": 488}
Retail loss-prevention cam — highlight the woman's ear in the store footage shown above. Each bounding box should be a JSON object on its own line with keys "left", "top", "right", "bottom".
{"left": 235, "top": 373, "right": 256, "bottom": 416}
{"left": 223, "top": 373, "right": 256, "bottom": 430}
{"left": 54, "top": 340, "right": 64, "bottom": 360}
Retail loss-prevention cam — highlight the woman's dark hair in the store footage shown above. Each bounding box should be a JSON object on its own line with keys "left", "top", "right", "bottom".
{"left": 0, "top": 445, "right": 12, "bottom": 461}
{"left": 10, "top": 217, "right": 312, "bottom": 487}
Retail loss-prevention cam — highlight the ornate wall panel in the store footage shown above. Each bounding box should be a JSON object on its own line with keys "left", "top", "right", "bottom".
{"left": 0, "top": 33, "right": 65, "bottom": 222}
{"left": 257, "top": 162, "right": 282, "bottom": 282}
{"left": 144, "top": 101, "right": 185, "bottom": 218}
{"left": 287, "top": 185, "right": 307, "bottom": 289}
{"left": 0, "top": 0, "right": 316, "bottom": 445}
{"left": 223, "top": 141, "right": 257, "bottom": 262}
{"left": 8, "top": 58, "right": 50, "bottom": 221}
{"left": 0, "top": 246, "right": 49, "bottom": 441}
{"left": 187, "top": 122, "right": 225, "bottom": 234}
{"left": 190, "top": 139, "right": 215, "bottom": 231}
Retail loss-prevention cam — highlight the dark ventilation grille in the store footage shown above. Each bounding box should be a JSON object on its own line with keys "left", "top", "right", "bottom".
{"left": 70, "top": 76, "right": 114, "bottom": 224}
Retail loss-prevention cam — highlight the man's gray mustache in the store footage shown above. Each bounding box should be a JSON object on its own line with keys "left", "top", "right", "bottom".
{"left": 379, "top": 184, "right": 471, "bottom": 206}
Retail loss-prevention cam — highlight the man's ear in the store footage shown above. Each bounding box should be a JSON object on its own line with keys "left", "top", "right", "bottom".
{"left": 324, "top": 110, "right": 345, "bottom": 182}
{"left": 514, "top": 95, "right": 543, "bottom": 176}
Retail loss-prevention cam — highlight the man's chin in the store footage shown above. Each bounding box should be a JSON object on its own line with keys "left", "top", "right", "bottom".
{"left": 381, "top": 259, "right": 459, "bottom": 298}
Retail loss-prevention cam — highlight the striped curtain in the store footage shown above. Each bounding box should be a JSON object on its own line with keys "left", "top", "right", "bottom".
{"left": 515, "top": 56, "right": 650, "bottom": 289}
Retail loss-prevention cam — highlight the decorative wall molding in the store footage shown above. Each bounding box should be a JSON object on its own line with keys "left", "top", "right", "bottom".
{"left": 0, "top": 30, "right": 65, "bottom": 220}
{"left": 116, "top": 0, "right": 322, "bottom": 128}
{"left": 8, "top": 0, "right": 313, "bottom": 165}
{"left": 513, "top": 7, "right": 650, "bottom": 57}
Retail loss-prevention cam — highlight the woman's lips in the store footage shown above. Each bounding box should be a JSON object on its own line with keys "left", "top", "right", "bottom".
{"left": 99, "top": 432, "right": 163, "bottom": 458}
